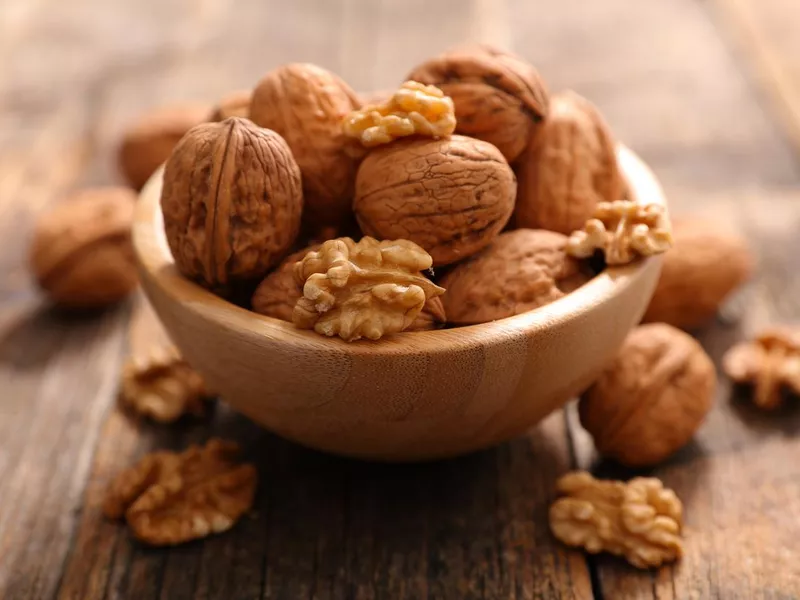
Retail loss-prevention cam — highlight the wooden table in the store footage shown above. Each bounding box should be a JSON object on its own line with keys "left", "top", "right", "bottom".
{"left": 3, "top": 0, "right": 800, "bottom": 598}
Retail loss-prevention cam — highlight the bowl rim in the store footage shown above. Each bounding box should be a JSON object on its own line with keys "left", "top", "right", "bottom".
{"left": 133, "top": 144, "right": 666, "bottom": 357}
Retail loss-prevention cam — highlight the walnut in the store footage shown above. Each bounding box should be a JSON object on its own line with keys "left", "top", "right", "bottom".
{"left": 210, "top": 89, "right": 252, "bottom": 121}
{"left": 579, "top": 323, "right": 716, "bottom": 467}
{"left": 550, "top": 471, "right": 684, "bottom": 569}
{"left": 118, "top": 103, "right": 211, "bottom": 190}
{"left": 250, "top": 63, "right": 362, "bottom": 232}
{"left": 292, "top": 237, "right": 445, "bottom": 341}
{"left": 440, "top": 229, "right": 590, "bottom": 325}
{"left": 566, "top": 200, "right": 673, "bottom": 265}
{"left": 103, "top": 439, "right": 257, "bottom": 546}
{"left": 120, "top": 345, "right": 212, "bottom": 423}
{"left": 642, "top": 217, "right": 754, "bottom": 329}
{"left": 354, "top": 135, "right": 516, "bottom": 266}
{"left": 514, "top": 91, "right": 623, "bottom": 235}
{"left": 343, "top": 81, "right": 456, "bottom": 147}
{"left": 161, "top": 117, "right": 303, "bottom": 289}
{"left": 723, "top": 328, "right": 800, "bottom": 409}
{"left": 407, "top": 44, "right": 549, "bottom": 162}
{"left": 29, "top": 187, "right": 138, "bottom": 309}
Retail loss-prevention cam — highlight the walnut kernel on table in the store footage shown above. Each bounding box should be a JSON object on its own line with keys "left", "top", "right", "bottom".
{"left": 354, "top": 135, "right": 516, "bottom": 267}
{"left": 104, "top": 439, "right": 257, "bottom": 546}
{"left": 292, "top": 237, "right": 445, "bottom": 342}
{"left": 249, "top": 63, "right": 362, "bottom": 232}
{"left": 550, "top": 471, "right": 684, "bottom": 569}
{"left": 343, "top": 81, "right": 456, "bottom": 147}
{"left": 514, "top": 90, "right": 623, "bottom": 235}
{"left": 160, "top": 117, "right": 303, "bottom": 289}
{"left": 407, "top": 44, "right": 549, "bottom": 162}
{"left": 566, "top": 200, "right": 673, "bottom": 265}
{"left": 579, "top": 323, "right": 716, "bottom": 467}
{"left": 29, "top": 187, "right": 138, "bottom": 309}
{"left": 723, "top": 328, "right": 800, "bottom": 410}
{"left": 440, "top": 229, "right": 590, "bottom": 325}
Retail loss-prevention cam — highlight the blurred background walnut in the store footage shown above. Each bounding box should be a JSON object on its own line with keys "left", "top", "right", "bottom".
{"left": 160, "top": 117, "right": 303, "bottom": 289}
{"left": 29, "top": 187, "right": 139, "bottom": 309}
{"left": 514, "top": 90, "right": 623, "bottom": 235}
{"left": 579, "top": 323, "right": 716, "bottom": 467}
{"left": 407, "top": 44, "right": 549, "bottom": 162}
{"left": 354, "top": 135, "right": 516, "bottom": 266}
{"left": 209, "top": 89, "right": 252, "bottom": 122}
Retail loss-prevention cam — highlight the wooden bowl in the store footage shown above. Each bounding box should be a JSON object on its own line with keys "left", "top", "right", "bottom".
{"left": 133, "top": 146, "right": 665, "bottom": 462}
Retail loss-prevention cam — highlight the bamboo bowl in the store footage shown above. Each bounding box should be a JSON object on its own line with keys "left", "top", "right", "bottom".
{"left": 133, "top": 145, "right": 665, "bottom": 462}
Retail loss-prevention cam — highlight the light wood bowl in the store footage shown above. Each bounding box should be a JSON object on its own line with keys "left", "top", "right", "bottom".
{"left": 133, "top": 146, "right": 665, "bottom": 462}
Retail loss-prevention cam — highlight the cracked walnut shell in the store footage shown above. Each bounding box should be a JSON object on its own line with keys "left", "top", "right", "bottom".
{"left": 343, "top": 81, "right": 456, "bottom": 147}
{"left": 407, "top": 44, "right": 549, "bottom": 162}
{"left": 567, "top": 200, "right": 673, "bottom": 265}
{"left": 550, "top": 471, "right": 683, "bottom": 569}
{"left": 103, "top": 439, "right": 257, "bottom": 546}
{"left": 161, "top": 117, "right": 303, "bottom": 289}
{"left": 250, "top": 63, "right": 362, "bottom": 232}
{"left": 440, "top": 229, "right": 590, "bottom": 325}
{"left": 514, "top": 90, "right": 623, "bottom": 235}
{"left": 292, "top": 237, "right": 445, "bottom": 341}
{"left": 723, "top": 328, "right": 800, "bottom": 409}
{"left": 354, "top": 135, "right": 516, "bottom": 267}
{"left": 580, "top": 324, "right": 716, "bottom": 467}
{"left": 29, "top": 187, "right": 138, "bottom": 309}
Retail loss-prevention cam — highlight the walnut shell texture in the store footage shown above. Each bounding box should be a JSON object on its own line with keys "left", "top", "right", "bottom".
{"left": 579, "top": 323, "right": 716, "bottom": 467}
{"left": 407, "top": 44, "right": 549, "bottom": 162}
{"left": 29, "top": 187, "right": 138, "bottom": 308}
{"left": 642, "top": 217, "right": 754, "bottom": 329}
{"left": 354, "top": 135, "right": 516, "bottom": 267}
{"left": 440, "top": 229, "right": 590, "bottom": 324}
{"left": 249, "top": 63, "right": 362, "bottom": 232}
{"left": 161, "top": 117, "right": 303, "bottom": 288}
{"left": 118, "top": 103, "right": 211, "bottom": 190}
{"left": 514, "top": 90, "right": 623, "bottom": 235}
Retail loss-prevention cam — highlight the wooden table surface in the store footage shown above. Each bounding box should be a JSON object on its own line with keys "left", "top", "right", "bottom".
{"left": 3, "top": 0, "right": 800, "bottom": 598}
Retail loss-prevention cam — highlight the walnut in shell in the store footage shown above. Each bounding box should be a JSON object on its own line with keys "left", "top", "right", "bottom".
{"left": 550, "top": 471, "right": 683, "bottom": 569}
{"left": 210, "top": 89, "right": 252, "bottom": 121}
{"left": 723, "top": 328, "right": 800, "bottom": 409}
{"left": 118, "top": 103, "right": 211, "bottom": 190}
{"left": 440, "top": 229, "right": 590, "bottom": 325}
{"left": 514, "top": 91, "right": 623, "bottom": 235}
{"left": 354, "top": 135, "right": 516, "bottom": 266}
{"left": 103, "top": 439, "right": 257, "bottom": 546}
{"left": 29, "top": 187, "right": 138, "bottom": 309}
{"left": 407, "top": 44, "right": 549, "bottom": 162}
{"left": 579, "top": 323, "right": 716, "bottom": 467}
{"left": 292, "top": 237, "right": 445, "bottom": 341}
{"left": 642, "top": 217, "right": 754, "bottom": 329}
{"left": 160, "top": 117, "right": 303, "bottom": 289}
{"left": 249, "top": 63, "right": 362, "bottom": 232}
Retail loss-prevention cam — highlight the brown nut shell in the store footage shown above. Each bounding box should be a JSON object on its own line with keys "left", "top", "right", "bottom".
{"left": 353, "top": 135, "right": 516, "bottom": 267}
{"left": 160, "top": 117, "right": 303, "bottom": 289}
{"left": 249, "top": 63, "right": 362, "bottom": 232}
{"left": 514, "top": 91, "right": 623, "bottom": 235}
{"left": 579, "top": 323, "right": 716, "bottom": 467}
{"left": 407, "top": 44, "right": 549, "bottom": 162}
{"left": 210, "top": 89, "right": 252, "bottom": 122}
{"left": 29, "top": 187, "right": 138, "bottom": 308}
{"left": 440, "top": 229, "right": 590, "bottom": 324}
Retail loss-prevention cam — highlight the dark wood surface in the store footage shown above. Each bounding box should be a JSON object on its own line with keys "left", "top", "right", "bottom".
{"left": 2, "top": 0, "right": 800, "bottom": 598}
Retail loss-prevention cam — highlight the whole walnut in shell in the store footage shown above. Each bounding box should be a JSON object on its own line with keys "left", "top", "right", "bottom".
{"left": 118, "top": 103, "right": 211, "bottom": 190}
{"left": 354, "top": 135, "right": 516, "bottom": 267}
{"left": 642, "top": 217, "right": 754, "bottom": 329}
{"left": 440, "top": 229, "right": 590, "bottom": 325}
{"left": 579, "top": 323, "right": 716, "bottom": 467}
{"left": 161, "top": 117, "right": 303, "bottom": 289}
{"left": 407, "top": 45, "right": 549, "bottom": 162}
{"left": 514, "top": 90, "right": 623, "bottom": 235}
{"left": 250, "top": 63, "right": 362, "bottom": 232}
{"left": 29, "top": 187, "right": 138, "bottom": 309}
